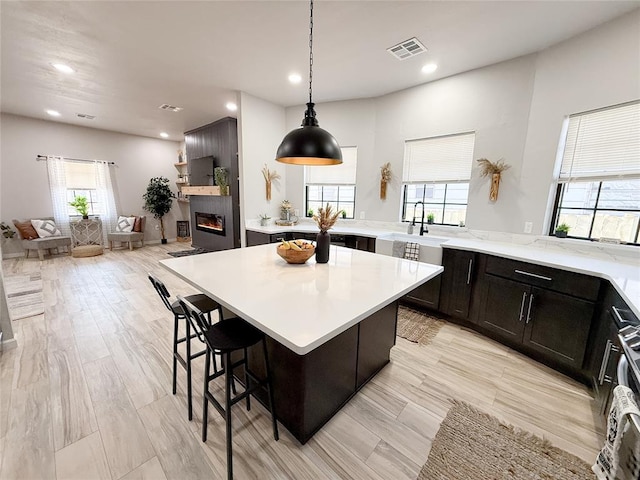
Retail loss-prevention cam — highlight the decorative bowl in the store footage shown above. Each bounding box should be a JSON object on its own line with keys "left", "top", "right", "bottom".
{"left": 277, "top": 242, "right": 315, "bottom": 264}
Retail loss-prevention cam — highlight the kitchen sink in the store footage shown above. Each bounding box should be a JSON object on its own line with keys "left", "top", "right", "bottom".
{"left": 375, "top": 233, "right": 448, "bottom": 265}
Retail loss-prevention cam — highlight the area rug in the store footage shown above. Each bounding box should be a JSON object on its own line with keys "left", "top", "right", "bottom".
{"left": 167, "top": 248, "right": 210, "bottom": 258}
{"left": 419, "top": 401, "right": 593, "bottom": 480}
{"left": 4, "top": 272, "right": 44, "bottom": 320}
{"left": 397, "top": 306, "right": 445, "bottom": 345}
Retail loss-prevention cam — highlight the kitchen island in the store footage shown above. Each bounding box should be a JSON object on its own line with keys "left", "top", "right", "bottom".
{"left": 160, "top": 243, "right": 442, "bottom": 443}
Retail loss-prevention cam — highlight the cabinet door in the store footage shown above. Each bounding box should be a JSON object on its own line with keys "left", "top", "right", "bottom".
{"left": 478, "top": 274, "right": 528, "bottom": 342}
{"left": 522, "top": 287, "right": 595, "bottom": 369}
{"left": 440, "top": 249, "right": 476, "bottom": 320}
{"left": 246, "top": 230, "right": 270, "bottom": 246}
{"left": 403, "top": 275, "right": 442, "bottom": 310}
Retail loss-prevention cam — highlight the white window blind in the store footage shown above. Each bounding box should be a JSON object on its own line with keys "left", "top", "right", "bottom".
{"left": 65, "top": 161, "right": 97, "bottom": 189}
{"left": 306, "top": 147, "right": 357, "bottom": 185}
{"left": 402, "top": 132, "right": 475, "bottom": 183}
{"left": 559, "top": 100, "right": 640, "bottom": 182}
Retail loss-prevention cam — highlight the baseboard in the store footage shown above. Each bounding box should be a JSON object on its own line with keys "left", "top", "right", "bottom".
{"left": 1, "top": 337, "right": 18, "bottom": 351}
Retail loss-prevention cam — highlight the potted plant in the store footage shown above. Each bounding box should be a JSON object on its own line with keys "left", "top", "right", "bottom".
{"left": 340, "top": 210, "right": 347, "bottom": 219}
{"left": 426, "top": 213, "right": 435, "bottom": 224}
{"left": 555, "top": 223, "right": 570, "bottom": 238}
{"left": 312, "top": 203, "right": 340, "bottom": 264}
{"left": 69, "top": 196, "right": 90, "bottom": 219}
{"left": 307, "top": 208, "right": 314, "bottom": 218}
{"left": 214, "top": 167, "right": 229, "bottom": 195}
{"left": 142, "top": 177, "right": 175, "bottom": 244}
{"left": 259, "top": 213, "right": 271, "bottom": 227}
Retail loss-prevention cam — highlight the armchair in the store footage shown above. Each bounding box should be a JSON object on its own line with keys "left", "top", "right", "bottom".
{"left": 107, "top": 215, "right": 146, "bottom": 251}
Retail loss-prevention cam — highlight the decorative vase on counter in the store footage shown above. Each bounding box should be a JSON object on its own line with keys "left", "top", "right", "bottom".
{"left": 316, "top": 231, "right": 330, "bottom": 264}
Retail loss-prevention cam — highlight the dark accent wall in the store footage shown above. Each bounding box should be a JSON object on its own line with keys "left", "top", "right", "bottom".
{"left": 185, "top": 117, "right": 240, "bottom": 250}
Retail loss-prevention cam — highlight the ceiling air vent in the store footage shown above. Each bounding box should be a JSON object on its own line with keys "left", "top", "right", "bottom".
{"left": 387, "top": 37, "right": 427, "bottom": 60}
{"left": 76, "top": 113, "right": 95, "bottom": 120}
{"left": 159, "top": 104, "right": 183, "bottom": 112}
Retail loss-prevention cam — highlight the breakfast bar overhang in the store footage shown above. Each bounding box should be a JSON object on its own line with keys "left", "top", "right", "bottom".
{"left": 160, "top": 243, "right": 442, "bottom": 444}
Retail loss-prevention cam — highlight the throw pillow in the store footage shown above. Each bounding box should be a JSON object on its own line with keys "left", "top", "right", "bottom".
{"left": 116, "top": 216, "right": 136, "bottom": 233}
{"left": 133, "top": 216, "right": 142, "bottom": 233}
{"left": 13, "top": 220, "right": 40, "bottom": 240}
{"left": 31, "top": 219, "right": 62, "bottom": 237}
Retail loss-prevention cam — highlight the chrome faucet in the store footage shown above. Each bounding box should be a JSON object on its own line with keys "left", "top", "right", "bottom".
{"left": 413, "top": 201, "right": 428, "bottom": 236}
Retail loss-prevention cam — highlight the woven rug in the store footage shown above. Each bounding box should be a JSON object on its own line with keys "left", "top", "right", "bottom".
{"left": 420, "top": 401, "right": 594, "bottom": 480}
{"left": 4, "top": 272, "right": 44, "bottom": 320}
{"left": 167, "top": 247, "right": 209, "bottom": 258}
{"left": 397, "top": 306, "right": 445, "bottom": 345}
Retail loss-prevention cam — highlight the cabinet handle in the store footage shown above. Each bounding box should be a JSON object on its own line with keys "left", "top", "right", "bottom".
{"left": 518, "top": 292, "right": 527, "bottom": 322}
{"left": 514, "top": 270, "right": 552, "bottom": 281}
{"left": 611, "top": 306, "right": 629, "bottom": 325}
{"left": 525, "top": 294, "right": 534, "bottom": 324}
{"left": 611, "top": 345, "right": 620, "bottom": 353}
{"left": 467, "top": 259, "right": 473, "bottom": 285}
{"left": 603, "top": 375, "right": 613, "bottom": 384}
{"left": 598, "top": 340, "right": 613, "bottom": 385}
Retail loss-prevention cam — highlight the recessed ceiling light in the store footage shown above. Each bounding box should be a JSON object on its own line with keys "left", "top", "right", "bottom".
{"left": 160, "top": 132, "right": 169, "bottom": 138}
{"left": 46, "top": 109, "right": 61, "bottom": 117}
{"left": 52, "top": 63, "right": 74, "bottom": 74}
{"left": 226, "top": 102, "right": 237, "bottom": 112}
{"left": 288, "top": 73, "right": 302, "bottom": 84}
{"left": 421, "top": 63, "right": 438, "bottom": 74}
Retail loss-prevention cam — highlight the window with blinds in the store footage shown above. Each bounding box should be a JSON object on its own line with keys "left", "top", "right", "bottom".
{"left": 306, "top": 147, "right": 357, "bottom": 219}
{"left": 64, "top": 161, "right": 103, "bottom": 215}
{"left": 401, "top": 132, "right": 475, "bottom": 226}
{"left": 552, "top": 100, "right": 640, "bottom": 244}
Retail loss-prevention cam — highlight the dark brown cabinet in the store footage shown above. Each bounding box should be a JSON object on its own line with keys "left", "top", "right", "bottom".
{"left": 245, "top": 231, "right": 376, "bottom": 252}
{"left": 439, "top": 248, "right": 477, "bottom": 320}
{"left": 478, "top": 255, "right": 599, "bottom": 371}
{"left": 403, "top": 275, "right": 442, "bottom": 310}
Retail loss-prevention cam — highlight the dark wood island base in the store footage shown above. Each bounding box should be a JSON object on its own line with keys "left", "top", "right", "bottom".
{"left": 244, "top": 301, "right": 398, "bottom": 444}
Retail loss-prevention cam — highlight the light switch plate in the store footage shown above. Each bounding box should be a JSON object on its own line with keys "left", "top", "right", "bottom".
{"left": 360, "top": 211, "right": 365, "bottom": 220}
{"left": 524, "top": 222, "right": 533, "bottom": 234}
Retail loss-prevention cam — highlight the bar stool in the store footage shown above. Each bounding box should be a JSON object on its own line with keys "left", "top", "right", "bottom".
{"left": 177, "top": 296, "right": 279, "bottom": 480}
{"left": 148, "top": 273, "right": 221, "bottom": 420}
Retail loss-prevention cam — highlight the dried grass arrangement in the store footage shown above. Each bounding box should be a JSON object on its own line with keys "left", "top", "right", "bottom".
{"left": 262, "top": 164, "right": 281, "bottom": 201}
{"left": 380, "top": 162, "right": 392, "bottom": 200}
{"left": 313, "top": 203, "right": 340, "bottom": 233}
{"left": 476, "top": 158, "right": 511, "bottom": 202}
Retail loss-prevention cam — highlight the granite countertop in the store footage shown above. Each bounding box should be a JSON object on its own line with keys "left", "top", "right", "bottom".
{"left": 160, "top": 244, "right": 442, "bottom": 355}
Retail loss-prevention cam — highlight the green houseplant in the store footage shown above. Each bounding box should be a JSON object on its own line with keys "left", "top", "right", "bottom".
{"left": 142, "top": 177, "right": 175, "bottom": 244}
{"left": 555, "top": 222, "right": 570, "bottom": 238}
{"left": 214, "top": 167, "right": 229, "bottom": 195}
{"left": 69, "top": 196, "right": 90, "bottom": 219}
{"left": 426, "top": 213, "right": 435, "bottom": 224}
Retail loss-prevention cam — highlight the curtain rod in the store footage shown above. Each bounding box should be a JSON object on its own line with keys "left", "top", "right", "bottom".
{"left": 36, "top": 154, "right": 115, "bottom": 165}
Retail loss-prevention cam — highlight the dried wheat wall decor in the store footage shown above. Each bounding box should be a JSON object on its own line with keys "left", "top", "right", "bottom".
{"left": 476, "top": 158, "right": 511, "bottom": 202}
{"left": 262, "top": 164, "right": 281, "bottom": 201}
{"left": 380, "top": 163, "right": 392, "bottom": 200}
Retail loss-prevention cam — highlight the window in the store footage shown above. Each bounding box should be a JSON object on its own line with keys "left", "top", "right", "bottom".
{"left": 305, "top": 147, "right": 357, "bottom": 218}
{"left": 65, "top": 161, "right": 103, "bottom": 215}
{"left": 551, "top": 101, "right": 640, "bottom": 244}
{"left": 401, "top": 132, "right": 475, "bottom": 225}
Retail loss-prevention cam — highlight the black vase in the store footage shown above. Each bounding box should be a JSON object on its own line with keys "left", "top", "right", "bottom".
{"left": 315, "top": 231, "right": 330, "bottom": 264}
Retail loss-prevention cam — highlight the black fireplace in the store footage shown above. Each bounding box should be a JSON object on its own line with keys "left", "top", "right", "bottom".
{"left": 195, "top": 212, "right": 225, "bottom": 236}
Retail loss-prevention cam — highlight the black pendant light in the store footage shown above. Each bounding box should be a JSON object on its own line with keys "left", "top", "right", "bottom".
{"left": 276, "top": 0, "right": 342, "bottom": 165}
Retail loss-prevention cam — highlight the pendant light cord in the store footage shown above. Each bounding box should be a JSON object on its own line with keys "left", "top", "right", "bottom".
{"left": 308, "top": 0, "right": 314, "bottom": 105}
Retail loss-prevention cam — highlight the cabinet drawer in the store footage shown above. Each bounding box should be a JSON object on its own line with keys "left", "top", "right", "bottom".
{"left": 485, "top": 255, "right": 600, "bottom": 301}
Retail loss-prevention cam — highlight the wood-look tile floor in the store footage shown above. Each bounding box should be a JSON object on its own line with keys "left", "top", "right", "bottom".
{"left": 0, "top": 244, "right": 604, "bottom": 479}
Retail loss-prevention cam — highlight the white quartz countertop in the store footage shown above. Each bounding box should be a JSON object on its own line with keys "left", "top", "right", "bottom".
{"left": 160, "top": 244, "right": 442, "bottom": 355}
{"left": 247, "top": 223, "right": 392, "bottom": 238}
{"left": 443, "top": 238, "right": 640, "bottom": 318}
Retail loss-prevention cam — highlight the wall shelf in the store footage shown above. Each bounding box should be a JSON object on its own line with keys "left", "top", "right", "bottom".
{"left": 181, "top": 185, "right": 228, "bottom": 196}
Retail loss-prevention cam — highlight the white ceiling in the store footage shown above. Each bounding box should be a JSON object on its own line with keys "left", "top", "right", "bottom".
{"left": 1, "top": 1, "right": 638, "bottom": 141}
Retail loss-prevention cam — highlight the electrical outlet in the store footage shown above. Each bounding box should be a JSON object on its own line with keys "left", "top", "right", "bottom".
{"left": 155, "top": 224, "right": 160, "bottom": 230}
{"left": 294, "top": 209, "right": 299, "bottom": 217}
{"left": 524, "top": 222, "right": 533, "bottom": 234}
{"left": 359, "top": 211, "right": 365, "bottom": 220}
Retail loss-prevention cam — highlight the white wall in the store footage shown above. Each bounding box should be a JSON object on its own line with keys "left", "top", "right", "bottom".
{"left": 0, "top": 113, "right": 185, "bottom": 243}
{"left": 238, "top": 92, "right": 287, "bottom": 228}
{"left": 281, "top": 10, "right": 639, "bottom": 234}
{"left": 284, "top": 98, "right": 377, "bottom": 219}
{"left": 522, "top": 9, "right": 640, "bottom": 234}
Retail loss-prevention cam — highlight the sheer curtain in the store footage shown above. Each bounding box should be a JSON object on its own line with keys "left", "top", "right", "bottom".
{"left": 46, "top": 156, "right": 71, "bottom": 235}
{"left": 94, "top": 161, "right": 118, "bottom": 244}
